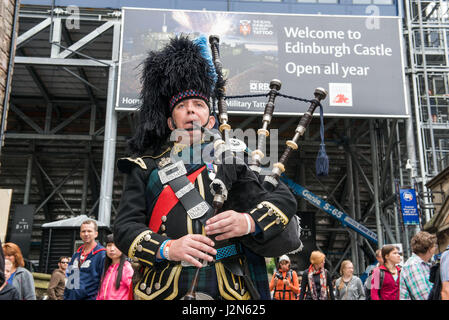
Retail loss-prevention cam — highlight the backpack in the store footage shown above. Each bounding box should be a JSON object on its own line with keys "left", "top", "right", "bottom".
{"left": 428, "top": 249, "right": 449, "bottom": 300}
{"left": 365, "top": 268, "right": 385, "bottom": 300}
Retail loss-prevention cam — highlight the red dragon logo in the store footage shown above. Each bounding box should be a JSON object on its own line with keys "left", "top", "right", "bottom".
{"left": 333, "top": 94, "right": 349, "bottom": 104}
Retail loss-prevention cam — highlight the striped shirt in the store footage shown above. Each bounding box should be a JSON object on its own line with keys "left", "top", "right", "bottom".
{"left": 399, "top": 253, "right": 433, "bottom": 300}
{"left": 441, "top": 249, "right": 449, "bottom": 282}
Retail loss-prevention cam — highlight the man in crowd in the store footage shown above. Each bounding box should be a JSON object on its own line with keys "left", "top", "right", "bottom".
{"left": 64, "top": 219, "right": 106, "bottom": 300}
{"left": 400, "top": 231, "right": 437, "bottom": 300}
{"left": 47, "top": 256, "right": 70, "bottom": 300}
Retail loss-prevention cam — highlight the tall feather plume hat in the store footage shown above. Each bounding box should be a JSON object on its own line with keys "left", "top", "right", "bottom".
{"left": 127, "top": 34, "right": 218, "bottom": 156}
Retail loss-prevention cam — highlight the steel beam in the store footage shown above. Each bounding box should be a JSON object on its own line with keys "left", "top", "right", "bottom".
{"left": 5, "top": 133, "right": 126, "bottom": 141}
{"left": 370, "top": 120, "right": 384, "bottom": 247}
{"left": 379, "top": 119, "right": 398, "bottom": 196}
{"left": 23, "top": 154, "right": 33, "bottom": 205}
{"left": 14, "top": 56, "right": 112, "bottom": 67}
{"left": 34, "top": 158, "right": 81, "bottom": 214}
{"left": 50, "top": 17, "right": 62, "bottom": 58}
{"left": 10, "top": 104, "right": 44, "bottom": 134}
{"left": 345, "top": 120, "right": 360, "bottom": 275}
{"left": 33, "top": 156, "right": 50, "bottom": 220}
{"left": 49, "top": 105, "right": 91, "bottom": 134}
{"left": 57, "top": 21, "right": 115, "bottom": 59}
{"left": 16, "top": 17, "right": 52, "bottom": 48}
{"left": 80, "top": 157, "right": 90, "bottom": 215}
{"left": 98, "top": 22, "right": 120, "bottom": 227}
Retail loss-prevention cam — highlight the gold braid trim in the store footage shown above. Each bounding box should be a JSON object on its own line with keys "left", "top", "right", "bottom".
{"left": 215, "top": 262, "right": 251, "bottom": 300}
{"left": 249, "top": 201, "right": 289, "bottom": 226}
{"left": 128, "top": 230, "right": 153, "bottom": 260}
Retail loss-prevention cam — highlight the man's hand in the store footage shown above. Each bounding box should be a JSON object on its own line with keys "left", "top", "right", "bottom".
{"left": 157, "top": 234, "right": 216, "bottom": 268}
{"left": 205, "top": 210, "right": 255, "bottom": 241}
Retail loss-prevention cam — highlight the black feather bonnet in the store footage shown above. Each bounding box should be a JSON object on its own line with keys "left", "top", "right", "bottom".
{"left": 127, "top": 35, "right": 217, "bottom": 156}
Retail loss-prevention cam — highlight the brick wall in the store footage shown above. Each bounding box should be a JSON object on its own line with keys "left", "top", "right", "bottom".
{"left": 0, "top": 0, "right": 19, "bottom": 158}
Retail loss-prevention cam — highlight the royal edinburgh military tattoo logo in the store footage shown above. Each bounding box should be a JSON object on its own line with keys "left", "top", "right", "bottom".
{"left": 239, "top": 20, "right": 251, "bottom": 36}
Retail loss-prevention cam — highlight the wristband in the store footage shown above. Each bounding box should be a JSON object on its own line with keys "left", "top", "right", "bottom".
{"left": 159, "top": 240, "right": 169, "bottom": 260}
{"left": 244, "top": 214, "right": 252, "bottom": 235}
{"left": 164, "top": 240, "right": 173, "bottom": 261}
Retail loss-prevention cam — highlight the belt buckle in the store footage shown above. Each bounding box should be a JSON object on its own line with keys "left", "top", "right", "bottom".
{"left": 158, "top": 161, "right": 187, "bottom": 185}
{"left": 187, "top": 201, "right": 209, "bottom": 220}
{"left": 181, "top": 259, "right": 209, "bottom": 268}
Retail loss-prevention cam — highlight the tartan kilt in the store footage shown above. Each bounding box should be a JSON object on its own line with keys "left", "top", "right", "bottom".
{"left": 132, "top": 249, "right": 270, "bottom": 300}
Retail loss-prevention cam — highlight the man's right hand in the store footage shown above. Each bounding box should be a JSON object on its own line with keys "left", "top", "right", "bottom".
{"left": 160, "top": 234, "right": 217, "bottom": 268}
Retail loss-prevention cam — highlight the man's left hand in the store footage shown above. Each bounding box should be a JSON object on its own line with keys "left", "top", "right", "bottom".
{"left": 205, "top": 210, "right": 255, "bottom": 241}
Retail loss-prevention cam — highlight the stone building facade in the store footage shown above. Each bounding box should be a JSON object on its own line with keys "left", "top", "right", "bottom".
{"left": 0, "top": 0, "right": 19, "bottom": 164}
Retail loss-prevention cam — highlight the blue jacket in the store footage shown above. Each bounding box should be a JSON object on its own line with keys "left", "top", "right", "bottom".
{"left": 64, "top": 243, "right": 106, "bottom": 300}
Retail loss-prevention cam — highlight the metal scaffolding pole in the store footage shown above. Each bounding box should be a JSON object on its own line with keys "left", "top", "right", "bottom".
{"left": 370, "top": 120, "right": 383, "bottom": 248}
{"left": 98, "top": 22, "right": 120, "bottom": 227}
{"left": 397, "top": 122, "right": 411, "bottom": 258}
{"left": 417, "top": 0, "right": 439, "bottom": 176}
{"left": 388, "top": 120, "right": 401, "bottom": 241}
{"left": 353, "top": 154, "right": 366, "bottom": 272}
{"left": 23, "top": 154, "right": 33, "bottom": 205}
{"left": 80, "top": 156, "right": 90, "bottom": 215}
{"left": 345, "top": 120, "right": 359, "bottom": 274}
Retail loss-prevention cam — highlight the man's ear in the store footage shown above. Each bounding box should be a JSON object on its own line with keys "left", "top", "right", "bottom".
{"left": 206, "top": 115, "right": 215, "bottom": 129}
{"left": 167, "top": 117, "right": 176, "bottom": 131}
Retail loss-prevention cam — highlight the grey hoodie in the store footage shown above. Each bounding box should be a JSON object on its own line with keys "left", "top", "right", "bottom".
{"left": 10, "top": 267, "right": 36, "bottom": 300}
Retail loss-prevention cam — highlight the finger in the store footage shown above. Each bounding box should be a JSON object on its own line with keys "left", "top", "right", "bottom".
{"left": 206, "top": 223, "right": 234, "bottom": 236}
{"left": 214, "top": 230, "right": 237, "bottom": 241}
{"left": 206, "top": 210, "right": 232, "bottom": 225}
{"left": 205, "top": 216, "right": 234, "bottom": 233}
{"left": 188, "top": 234, "right": 215, "bottom": 247}
{"left": 189, "top": 240, "right": 217, "bottom": 256}
{"left": 187, "top": 248, "right": 215, "bottom": 262}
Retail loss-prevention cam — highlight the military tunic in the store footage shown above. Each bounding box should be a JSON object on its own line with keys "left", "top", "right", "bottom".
{"left": 113, "top": 143, "right": 298, "bottom": 300}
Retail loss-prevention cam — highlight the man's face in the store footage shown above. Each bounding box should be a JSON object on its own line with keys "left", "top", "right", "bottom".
{"left": 168, "top": 98, "right": 215, "bottom": 143}
{"left": 80, "top": 223, "right": 98, "bottom": 245}
{"left": 58, "top": 258, "right": 69, "bottom": 272}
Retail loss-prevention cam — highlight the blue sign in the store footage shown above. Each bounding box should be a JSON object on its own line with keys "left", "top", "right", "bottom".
{"left": 399, "top": 188, "right": 420, "bottom": 225}
{"left": 281, "top": 176, "right": 378, "bottom": 244}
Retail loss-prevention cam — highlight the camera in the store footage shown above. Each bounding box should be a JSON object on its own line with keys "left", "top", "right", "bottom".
{"left": 275, "top": 272, "right": 283, "bottom": 280}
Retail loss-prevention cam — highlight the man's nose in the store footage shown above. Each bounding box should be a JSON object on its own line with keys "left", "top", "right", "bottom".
{"left": 185, "top": 101, "right": 195, "bottom": 113}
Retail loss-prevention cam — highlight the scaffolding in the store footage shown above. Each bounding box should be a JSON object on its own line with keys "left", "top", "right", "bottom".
{"left": 404, "top": 0, "right": 449, "bottom": 221}
{"left": 0, "top": 4, "right": 421, "bottom": 277}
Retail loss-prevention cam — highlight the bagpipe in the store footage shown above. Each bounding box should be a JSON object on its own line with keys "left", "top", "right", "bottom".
{"left": 182, "top": 35, "right": 328, "bottom": 300}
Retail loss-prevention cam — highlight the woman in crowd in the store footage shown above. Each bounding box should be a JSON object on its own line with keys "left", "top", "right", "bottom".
{"left": 371, "top": 245, "right": 402, "bottom": 300}
{"left": 0, "top": 239, "right": 19, "bottom": 300}
{"left": 2, "top": 242, "right": 36, "bottom": 300}
{"left": 299, "top": 251, "right": 334, "bottom": 300}
{"left": 96, "top": 234, "right": 134, "bottom": 300}
{"left": 335, "top": 260, "right": 365, "bottom": 300}
{"left": 269, "top": 255, "right": 299, "bottom": 300}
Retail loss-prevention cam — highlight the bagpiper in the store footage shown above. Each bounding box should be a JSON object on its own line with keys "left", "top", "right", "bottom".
{"left": 113, "top": 35, "right": 300, "bottom": 300}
